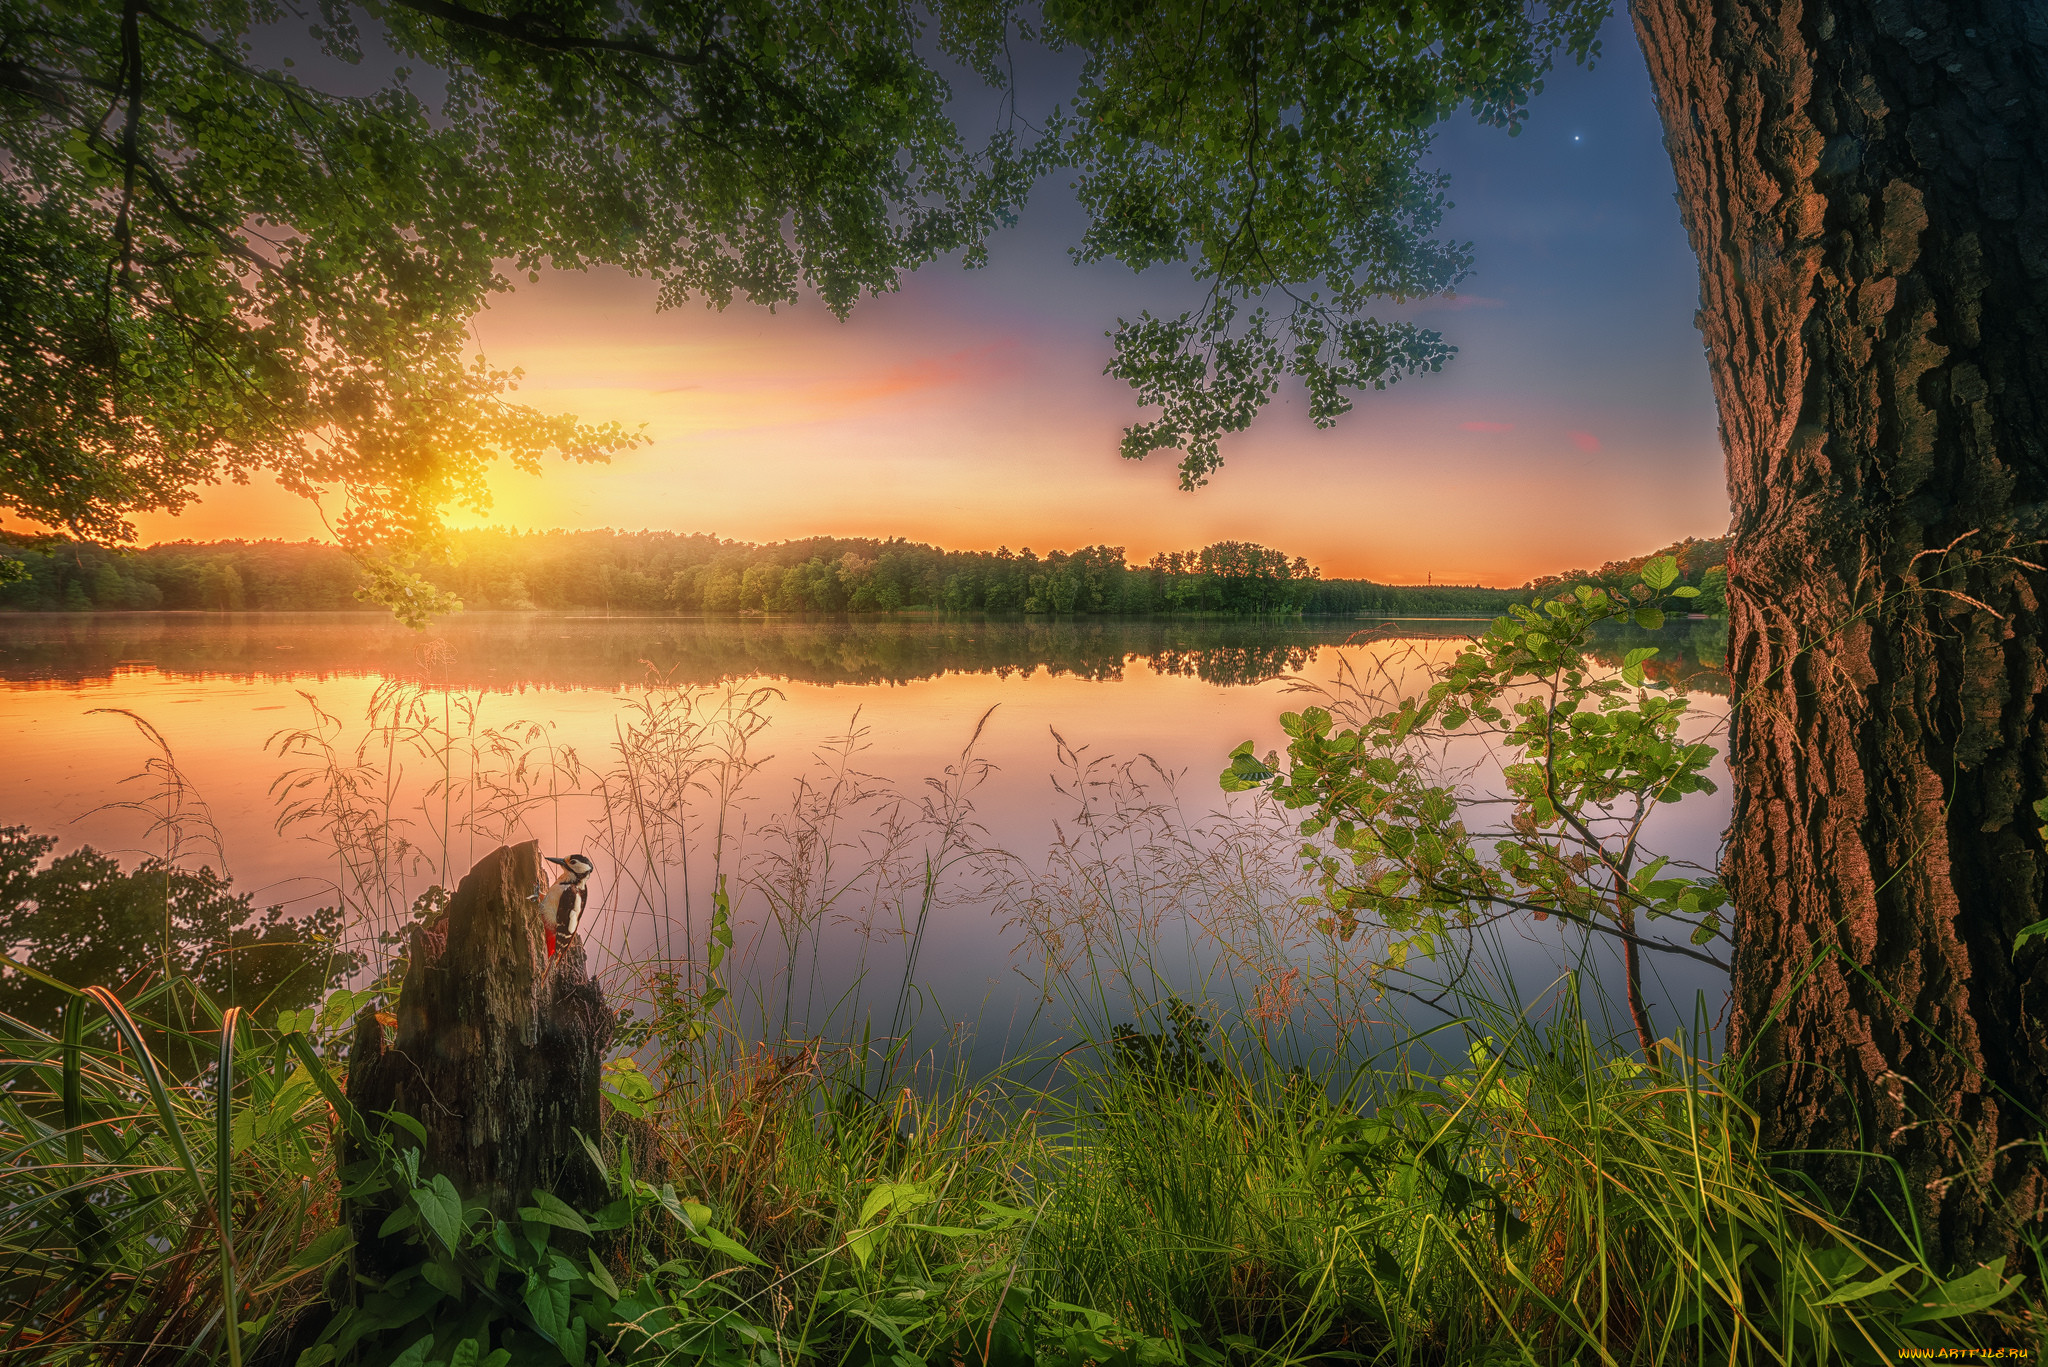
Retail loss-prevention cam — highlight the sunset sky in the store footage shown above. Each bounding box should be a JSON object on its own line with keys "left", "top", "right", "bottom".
{"left": 132, "top": 13, "right": 1728, "bottom": 587}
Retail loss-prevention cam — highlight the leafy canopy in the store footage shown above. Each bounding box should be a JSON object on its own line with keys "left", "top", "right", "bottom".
{"left": 2, "top": 0, "right": 1604, "bottom": 609}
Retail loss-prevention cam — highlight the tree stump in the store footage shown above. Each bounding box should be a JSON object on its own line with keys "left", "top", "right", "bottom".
{"left": 344, "top": 841, "right": 613, "bottom": 1273}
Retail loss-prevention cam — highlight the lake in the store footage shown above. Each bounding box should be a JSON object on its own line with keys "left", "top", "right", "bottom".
{"left": 0, "top": 611, "right": 1733, "bottom": 1074}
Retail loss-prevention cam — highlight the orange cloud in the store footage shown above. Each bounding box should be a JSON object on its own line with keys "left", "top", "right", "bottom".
{"left": 1461, "top": 420, "right": 1514, "bottom": 433}
{"left": 1569, "top": 430, "right": 1603, "bottom": 454}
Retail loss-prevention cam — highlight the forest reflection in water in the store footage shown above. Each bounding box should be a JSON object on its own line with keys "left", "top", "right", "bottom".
{"left": 0, "top": 610, "right": 1729, "bottom": 693}
{"left": 0, "top": 611, "right": 1731, "bottom": 1067}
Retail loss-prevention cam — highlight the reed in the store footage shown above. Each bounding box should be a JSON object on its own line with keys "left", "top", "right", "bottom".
{"left": 2, "top": 677, "right": 2038, "bottom": 1365}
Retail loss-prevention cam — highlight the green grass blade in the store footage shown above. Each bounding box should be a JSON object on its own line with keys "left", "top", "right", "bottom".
{"left": 218, "top": 1004, "right": 245, "bottom": 1367}
{"left": 82, "top": 986, "right": 203, "bottom": 1192}
{"left": 61, "top": 993, "right": 86, "bottom": 1169}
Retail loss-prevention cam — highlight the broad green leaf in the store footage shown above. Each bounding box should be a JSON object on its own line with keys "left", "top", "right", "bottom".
{"left": 1812, "top": 1262, "right": 1914, "bottom": 1306}
{"left": 1640, "top": 555, "right": 1680, "bottom": 590}
{"left": 585, "top": 1251, "right": 620, "bottom": 1299}
{"left": 1230, "top": 751, "right": 1277, "bottom": 782}
{"left": 1898, "top": 1258, "right": 2019, "bottom": 1323}
{"left": 388, "top": 1335, "right": 435, "bottom": 1367}
{"left": 417, "top": 1174, "right": 464, "bottom": 1251}
{"left": 1633, "top": 607, "right": 1665, "bottom": 630}
{"left": 860, "top": 1181, "right": 934, "bottom": 1226}
{"left": 847, "top": 1226, "right": 881, "bottom": 1268}
{"left": 520, "top": 1190, "right": 592, "bottom": 1235}
{"left": 693, "top": 1226, "right": 766, "bottom": 1267}
{"left": 380, "top": 1110, "right": 430, "bottom": 1147}
{"left": 524, "top": 1280, "right": 568, "bottom": 1341}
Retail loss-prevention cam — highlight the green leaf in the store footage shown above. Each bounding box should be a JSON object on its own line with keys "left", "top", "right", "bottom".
{"left": 1633, "top": 607, "right": 1665, "bottom": 630}
{"left": 417, "top": 1174, "right": 464, "bottom": 1251}
{"left": 2015, "top": 918, "right": 2048, "bottom": 955}
{"left": 585, "top": 1251, "right": 620, "bottom": 1299}
{"left": 1640, "top": 555, "right": 1680, "bottom": 590}
{"left": 380, "top": 1110, "right": 430, "bottom": 1147}
{"left": 520, "top": 1190, "right": 592, "bottom": 1235}
{"left": 1812, "top": 1261, "right": 1914, "bottom": 1306}
{"left": 1671, "top": 585, "right": 1700, "bottom": 598}
{"left": 601, "top": 1058, "right": 655, "bottom": 1120}
{"left": 859, "top": 1182, "right": 935, "bottom": 1225}
{"left": 1898, "top": 1257, "right": 2019, "bottom": 1323}
{"left": 388, "top": 1335, "right": 436, "bottom": 1367}
{"left": 449, "top": 1339, "right": 482, "bottom": 1367}
{"left": 289, "top": 1224, "right": 355, "bottom": 1272}
{"left": 1229, "top": 750, "right": 1277, "bottom": 782}
{"left": 693, "top": 1225, "right": 766, "bottom": 1267}
{"left": 318, "top": 988, "right": 374, "bottom": 1034}
{"left": 525, "top": 1280, "right": 569, "bottom": 1341}
{"left": 420, "top": 1259, "right": 462, "bottom": 1297}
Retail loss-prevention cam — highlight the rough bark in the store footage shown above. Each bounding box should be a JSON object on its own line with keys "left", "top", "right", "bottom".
{"left": 344, "top": 841, "right": 614, "bottom": 1274}
{"left": 1628, "top": 0, "right": 2048, "bottom": 1268}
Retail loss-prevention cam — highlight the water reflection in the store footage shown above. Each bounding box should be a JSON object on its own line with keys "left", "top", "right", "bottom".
{"left": 0, "top": 612, "right": 1732, "bottom": 1070}
{"left": 0, "top": 612, "right": 1729, "bottom": 693}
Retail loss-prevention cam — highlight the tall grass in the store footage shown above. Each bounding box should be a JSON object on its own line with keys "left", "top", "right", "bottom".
{"left": 2, "top": 675, "right": 2039, "bottom": 1364}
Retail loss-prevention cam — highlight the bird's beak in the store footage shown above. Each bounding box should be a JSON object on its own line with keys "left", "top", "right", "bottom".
{"left": 545, "top": 856, "right": 569, "bottom": 868}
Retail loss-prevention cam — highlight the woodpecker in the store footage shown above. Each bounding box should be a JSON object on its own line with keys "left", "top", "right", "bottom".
{"left": 538, "top": 854, "right": 594, "bottom": 958}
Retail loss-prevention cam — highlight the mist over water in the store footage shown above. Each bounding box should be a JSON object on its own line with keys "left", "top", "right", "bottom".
{"left": 0, "top": 612, "right": 1731, "bottom": 1075}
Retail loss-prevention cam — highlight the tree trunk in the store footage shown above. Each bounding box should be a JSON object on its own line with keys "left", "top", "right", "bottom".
{"left": 1628, "top": 0, "right": 2048, "bottom": 1268}
{"left": 344, "top": 841, "right": 614, "bottom": 1274}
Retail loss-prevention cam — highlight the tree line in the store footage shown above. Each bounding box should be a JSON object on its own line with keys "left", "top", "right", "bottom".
{"left": 0, "top": 529, "right": 1727, "bottom": 619}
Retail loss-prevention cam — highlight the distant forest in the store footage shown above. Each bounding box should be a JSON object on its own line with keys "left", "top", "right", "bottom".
{"left": 0, "top": 529, "right": 1728, "bottom": 618}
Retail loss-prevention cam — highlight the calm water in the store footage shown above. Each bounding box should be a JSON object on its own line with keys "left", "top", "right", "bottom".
{"left": 0, "top": 612, "right": 1732, "bottom": 1070}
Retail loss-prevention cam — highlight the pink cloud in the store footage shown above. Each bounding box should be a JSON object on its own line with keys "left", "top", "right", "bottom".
{"left": 1568, "top": 430, "right": 1603, "bottom": 454}
{"left": 1461, "top": 421, "right": 1514, "bottom": 433}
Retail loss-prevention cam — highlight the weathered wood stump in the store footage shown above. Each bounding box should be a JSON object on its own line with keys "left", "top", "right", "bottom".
{"left": 344, "top": 841, "right": 613, "bottom": 1273}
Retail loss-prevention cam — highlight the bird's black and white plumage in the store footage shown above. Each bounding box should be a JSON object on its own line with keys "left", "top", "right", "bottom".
{"left": 538, "top": 854, "right": 594, "bottom": 958}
